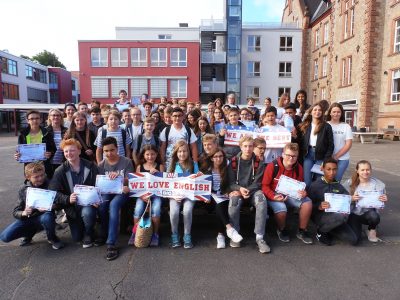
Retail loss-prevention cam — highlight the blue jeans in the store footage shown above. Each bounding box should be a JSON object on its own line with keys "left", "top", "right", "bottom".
{"left": 303, "top": 148, "right": 323, "bottom": 187}
{"left": 267, "top": 196, "right": 311, "bottom": 214}
{"left": 134, "top": 196, "right": 162, "bottom": 218}
{"left": 98, "top": 193, "right": 129, "bottom": 246}
{"left": 68, "top": 206, "right": 97, "bottom": 242}
{"left": 336, "top": 159, "right": 349, "bottom": 182}
{"left": 0, "top": 211, "right": 58, "bottom": 242}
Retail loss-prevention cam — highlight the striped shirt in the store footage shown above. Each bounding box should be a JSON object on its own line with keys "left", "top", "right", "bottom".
{"left": 94, "top": 128, "right": 132, "bottom": 157}
{"left": 51, "top": 131, "right": 64, "bottom": 165}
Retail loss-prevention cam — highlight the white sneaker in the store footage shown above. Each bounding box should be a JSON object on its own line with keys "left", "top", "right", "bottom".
{"left": 256, "top": 239, "right": 271, "bottom": 254}
{"left": 226, "top": 228, "right": 243, "bottom": 243}
{"left": 216, "top": 234, "right": 226, "bottom": 249}
{"left": 367, "top": 229, "right": 379, "bottom": 243}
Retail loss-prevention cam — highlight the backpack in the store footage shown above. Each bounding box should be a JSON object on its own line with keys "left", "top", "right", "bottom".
{"left": 270, "top": 158, "right": 299, "bottom": 179}
{"left": 165, "top": 124, "right": 192, "bottom": 145}
{"left": 136, "top": 134, "right": 160, "bottom": 154}
{"left": 101, "top": 128, "right": 127, "bottom": 155}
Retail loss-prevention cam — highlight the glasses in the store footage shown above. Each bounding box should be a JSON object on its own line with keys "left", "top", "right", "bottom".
{"left": 284, "top": 153, "right": 298, "bottom": 159}
{"left": 214, "top": 111, "right": 222, "bottom": 114}
{"left": 28, "top": 117, "right": 40, "bottom": 121}
{"left": 256, "top": 147, "right": 266, "bottom": 151}
{"left": 240, "top": 113, "right": 250, "bottom": 117}
{"left": 50, "top": 114, "right": 61, "bottom": 117}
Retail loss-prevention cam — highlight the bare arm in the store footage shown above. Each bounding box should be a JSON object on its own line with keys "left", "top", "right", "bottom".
{"left": 333, "top": 139, "right": 352, "bottom": 160}
{"left": 160, "top": 141, "right": 166, "bottom": 164}
{"left": 96, "top": 147, "right": 103, "bottom": 164}
{"left": 190, "top": 142, "right": 198, "bottom": 162}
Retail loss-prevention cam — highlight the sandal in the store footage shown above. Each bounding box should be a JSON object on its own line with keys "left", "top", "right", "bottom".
{"left": 106, "top": 246, "right": 119, "bottom": 261}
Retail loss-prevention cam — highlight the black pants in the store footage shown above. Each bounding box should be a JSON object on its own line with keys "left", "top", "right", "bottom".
{"left": 348, "top": 210, "right": 380, "bottom": 243}
{"left": 215, "top": 201, "right": 230, "bottom": 234}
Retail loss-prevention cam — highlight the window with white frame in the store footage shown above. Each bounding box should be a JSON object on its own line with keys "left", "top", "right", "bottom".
{"left": 131, "top": 48, "right": 147, "bottom": 67}
{"left": 170, "top": 79, "right": 187, "bottom": 98}
{"left": 150, "top": 79, "right": 167, "bottom": 97}
{"left": 131, "top": 79, "right": 148, "bottom": 97}
{"left": 280, "top": 36, "right": 293, "bottom": 51}
{"left": 279, "top": 62, "right": 292, "bottom": 77}
{"left": 341, "top": 56, "right": 352, "bottom": 86}
{"left": 247, "top": 86, "right": 260, "bottom": 101}
{"left": 247, "top": 61, "right": 260, "bottom": 77}
{"left": 312, "top": 89, "right": 318, "bottom": 102}
{"left": 111, "top": 79, "right": 129, "bottom": 97}
{"left": 150, "top": 48, "right": 167, "bottom": 67}
{"left": 321, "top": 87, "right": 327, "bottom": 100}
{"left": 248, "top": 35, "right": 261, "bottom": 52}
{"left": 322, "top": 55, "right": 328, "bottom": 77}
{"left": 278, "top": 87, "right": 291, "bottom": 99}
{"left": 342, "top": 0, "right": 355, "bottom": 40}
{"left": 323, "top": 22, "right": 330, "bottom": 44}
{"left": 91, "top": 78, "right": 109, "bottom": 98}
{"left": 394, "top": 19, "right": 400, "bottom": 53}
{"left": 170, "top": 48, "right": 187, "bottom": 67}
{"left": 315, "top": 29, "right": 320, "bottom": 49}
{"left": 111, "top": 48, "right": 128, "bottom": 67}
{"left": 391, "top": 69, "right": 400, "bottom": 102}
{"left": 91, "top": 48, "right": 108, "bottom": 67}
{"left": 313, "top": 59, "right": 319, "bottom": 80}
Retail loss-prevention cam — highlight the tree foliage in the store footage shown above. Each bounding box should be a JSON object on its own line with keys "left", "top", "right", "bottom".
{"left": 31, "top": 50, "right": 66, "bottom": 69}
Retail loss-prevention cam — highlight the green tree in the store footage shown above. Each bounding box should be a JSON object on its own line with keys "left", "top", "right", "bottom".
{"left": 32, "top": 50, "right": 66, "bottom": 69}
{"left": 20, "top": 54, "right": 32, "bottom": 60}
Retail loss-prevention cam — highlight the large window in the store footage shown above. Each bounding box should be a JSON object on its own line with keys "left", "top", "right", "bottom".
{"left": 278, "top": 87, "right": 291, "bottom": 99}
{"left": 2, "top": 82, "right": 19, "bottom": 100}
{"left": 248, "top": 35, "right": 261, "bottom": 52}
{"left": 27, "top": 87, "right": 47, "bottom": 103}
{"left": 247, "top": 61, "right": 260, "bottom": 77}
{"left": 111, "top": 79, "right": 128, "bottom": 97}
{"left": 170, "top": 48, "right": 187, "bottom": 67}
{"left": 280, "top": 36, "right": 293, "bottom": 51}
{"left": 25, "top": 66, "right": 47, "bottom": 83}
{"left": 341, "top": 56, "right": 352, "bottom": 86}
{"left": 246, "top": 86, "right": 260, "bottom": 102}
{"left": 394, "top": 19, "right": 400, "bottom": 53}
{"left": 150, "top": 79, "right": 167, "bottom": 97}
{"left": 322, "top": 55, "right": 328, "bottom": 77}
{"left": 321, "top": 87, "right": 327, "bottom": 100}
{"left": 279, "top": 62, "right": 292, "bottom": 77}
{"left": 342, "top": 0, "right": 355, "bottom": 40}
{"left": 313, "top": 59, "right": 319, "bottom": 80}
{"left": 111, "top": 48, "right": 128, "bottom": 67}
{"left": 91, "top": 78, "right": 109, "bottom": 98}
{"left": 131, "top": 48, "right": 147, "bottom": 67}
{"left": 131, "top": 79, "right": 148, "bottom": 97}
{"left": 314, "top": 29, "right": 320, "bottom": 49}
{"left": 323, "top": 22, "right": 330, "bottom": 45}
{"left": 391, "top": 69, "right": 400, "bottom": 102}
{"left": 49, "top": 72, "right": 58, "bottom": 89}
{"left": 91, "top": 48, "right": 108, "bottom": 67}
{"left": 170, "top": 79, "right": 187, "bottom": 98}
{"left": 150, "top": 48, "right": 167, "bottom": 67}
{"left": 1, "top": 57, "right": 17, "bottom": 76}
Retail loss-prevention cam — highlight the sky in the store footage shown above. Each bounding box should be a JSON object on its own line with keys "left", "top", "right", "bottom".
{"left": 1, "top": 0, "right": 285, "bottom": 71}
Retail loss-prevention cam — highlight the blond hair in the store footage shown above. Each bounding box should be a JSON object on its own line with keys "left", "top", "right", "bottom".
{"left": 25, "top": 162, "right": 45, "bottom": 178}
{"left": 239, "top": 136, "right": 254, "bottom": 147}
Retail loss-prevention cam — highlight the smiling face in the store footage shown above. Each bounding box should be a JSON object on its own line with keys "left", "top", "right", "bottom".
{"left": 297, "top": 93, "right": 305, "bottom": 104}
{"left": 263, "top": 112, "right": 276, "bottom": 126}
{"left": 74, "top": 116, "right": 86, "bottom": 130}
{"left": 63, "top": 144, "right": 81, "bottom": 163}
{"left": 311, "top": 105, "right": 323, "bottom": 120}
{"left": 357, "top": 163, "right": 371, "bottom": 181}
{"left": 172, "top": 112, "right": 184, "bottom": 126}
{"left": 198, "top": 120, "right": 208, "bottom": 132}
{"left": 228, "top": 111, "right": 239, "bottom": 125}
{"left": 27, "top": 113, "right": 41, "bottom": 131}
{"left": 177, "top": 145, "right": 189, "bottom": 162}
{"left": 330, "top": 107, "right": 342, "bottom": 122}
{"left": 211, "top": 150, "right": 224, "bottom": 168}
{"left": 49, "top": 110, "right": 62, "bottom": 126}
{"left": 65, "top": 106, "right": 76, "bottom": 118}
{"left": 144, "top": 149, "right": 157, "bottom": 164}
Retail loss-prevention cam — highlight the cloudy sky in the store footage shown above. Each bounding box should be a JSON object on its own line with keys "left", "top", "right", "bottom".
{"left": 1, "top": 0, "right": 285, "bottom": 70}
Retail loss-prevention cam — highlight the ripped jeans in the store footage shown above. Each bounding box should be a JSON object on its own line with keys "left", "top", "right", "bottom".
{"left": 228, "top": 190, "right": 268, "bottom": 236}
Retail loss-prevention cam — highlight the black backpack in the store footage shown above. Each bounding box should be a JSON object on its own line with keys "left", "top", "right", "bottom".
{"left": 164, "top": 124, "right": 192, "bottom": 145}
{"left": 136, "top": 134, "right": 160, "bottom": 154}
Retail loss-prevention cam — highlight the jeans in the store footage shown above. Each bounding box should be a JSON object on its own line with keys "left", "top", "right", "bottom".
{"left": 134, "top": 196, "right": 162, "bottom": 218}
{"left": 0, "top": 212, "right": 58, "bottom": 242}
{"left": 348, "top": 210, "right": 380, "bottom": 244}
{"left": 98, "top": 193, "right": 129, "bottom": 246}
{"left": 68, "top": 206, "right": 97, "bottom": 242}
{"left": 303, "top": 148, "right": 323, "bottom": 187}
{"left": 215, "top": 201, "right": 230, "bottom": 233}
{"left": 336, "top": 159, "right": 349, "bottom": 182}
{"left": 267, "top": 196, "right": 311, "bottom": 214}
{"left": 169, "top": 198, "right": 195, "bottom": 235}
{"left": 228, "top": 190, "right": 268, "bottom": 236}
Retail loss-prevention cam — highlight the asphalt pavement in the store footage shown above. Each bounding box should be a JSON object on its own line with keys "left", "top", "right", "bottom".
{"left": 0, "top": 133, "right": 399, "bottom": 300}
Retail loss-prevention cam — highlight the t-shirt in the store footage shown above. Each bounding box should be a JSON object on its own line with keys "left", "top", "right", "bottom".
{"left": 131, "top": 134, "right": 157, "bottom": 153}
{"left": 309, "top": 123, "right": 317, "bottom": 147}
{"left": 259, "top": 124, "right": 289, "bottom": 163}
{"left": 328, "top": 122, "right": 353, "bottom": 160}
{"left": 51, "top": 131, "right": 64, "bottom": 165}
{"left": 27, "top": 132, "right": 43, "bottom": 144}
{"left": 94, "top": 128, "right": 132, "bottom": 157}
{"left": 98, "top": 156, "right": 134, "bottom": 178}
{"left": 121, "top": 123, "right": 143, "bottom": 141}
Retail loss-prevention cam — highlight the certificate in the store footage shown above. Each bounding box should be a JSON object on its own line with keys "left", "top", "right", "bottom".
{"left": 311, "top": 163, "right": 323, "bottom": 175}
{"left": 96, "top": 175, "right": 123, "bottom": 194}
{"left": 211, "top": 192, "right": 229, "bottom": 204}
{"left": 324, "top": 193, "right": 351, "bottom": 214}
{"left": 214, "top": 121, "right": 225, "bottom": 133}
{"left": 356, "top": 190, "right": 384, "bottom": 209}
{"left": 74, "top": 185, "right": 102, "bottom": 206}
{"left": 131, "top": 97, "right": 141, "bottom": 106}
{"left": 17, "top": 143, "right": 46, "bottom": 163}
{"left": 26, "top": 187, "right": 56, "bottom": 211}
{"left": 115, "top": 103, "right": 130, "bottom": 112}
{"left": 275, "top": 175, "right": 306, "bottom": 200}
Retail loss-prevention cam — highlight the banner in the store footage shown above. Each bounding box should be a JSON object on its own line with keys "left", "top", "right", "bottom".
{"left": 128, "top": 172, "right": 212, "bottom": 202}
{"left": 224, "top": 125, "right": 255, "bottom": 146}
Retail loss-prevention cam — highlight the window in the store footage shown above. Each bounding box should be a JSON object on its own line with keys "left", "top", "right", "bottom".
{"left": 170, "top": 48, "right": 187, "bottom": 67}
{"left": 71, "top": 80, "right": 76, "bottom": 91}
{"left": 131, "top": 79, "right": 148, "bottom": 96}
{"left": 247, "top": 61, "right": 260, "bottom": 77}
{"left": 322, "top": 55, "right": 328, "bottom": 77}
{"left": 150, "top": 79, "right": 167, "bottom": 97}
{"left": 314, "top": 59, "right": 319, "bottom": 80}
{"left": 27, "top": 87, "right": 47, "bottom": 103}
{"left": 280, "top": 36, "right": 293, "bottom": 51}
{"left": 91, "top": 78, "right": 109, "bottom": 98}
{"left": 342, "top": 0, "right": 355, "bottom": 40}
{"left": 50, "top": 91, "right": 59, "bottom": 103}
{"left": 170, "top": 79, "right": 187, "bottom": 98}
{"left": 131, "top": 48, "right": 147, "bottom": 67}
{"left": 248, "top": 35, "right": 261, "bottom": 52}
{"left": 278, "top": 87, "right": 291, "bottom": 99}
{"left": 394, "top": 19, "right": 400, "bottom": 53}
{"left": 25, "top": 66, "right": 47, "bottom": 83}
{"left": 49, "top": 72, "right": 58, "bottom": 89}
{"left": 279, "top": 62, "right": 292, "bottom": 77}
{"left": 111, "top": 48, "right": 128, "bottom": 67}
{"left": 2, "top": 82, "right": 19, "bottom": 100}
{"left": 312, "top": 89, "right": 318, "bottom": 102}
{"left": 158, "top": 34, "right": 172, "bottom": 40}
{"left": 321, "top": 87, "right": 326, "bottom": 100}
{"left": 91, "top": 48, "right": 108, "bottom": 67}
{"left": 315, "top": 29, "right": 320, "bottom": 49}
{"left": 111, "top": 79, "right": 128, "bottom": 97}
{"left": 323, "top": 22, "right": 330, "bottom": 45}
{"left": 247, "top": 86, "right": 260, "bottom": 102}
{"left": 341, "top": 56, "right": 352, "bottom": 86}
{"left": 1, "top": 57, "right": 17, "bottom": 76}
{"left": 150, "top": 48, "right": 167, "bottom": 67}
{"left": 391, "top": 69, "right": 400, "bottom": 102}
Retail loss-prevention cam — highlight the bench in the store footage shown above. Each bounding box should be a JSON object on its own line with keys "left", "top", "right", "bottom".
{"left": 353, "top": 132, "right": 383, "bottom": 144}
{"left": 381, "top": 128, "right": 400, "bottom": 141}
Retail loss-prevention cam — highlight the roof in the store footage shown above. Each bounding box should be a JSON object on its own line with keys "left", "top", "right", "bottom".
{"left": 310, "top": 0, "right": 332, "bottom": 23}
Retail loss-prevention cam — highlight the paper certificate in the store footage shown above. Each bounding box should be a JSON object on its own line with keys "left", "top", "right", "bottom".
{"left": 311, "top": 163, "right": 324, "bottom": 175}
{"left": 17, "top": 143, "right": 46, "bottom": 163}
{"left": 211, "top": 192, "right": 229, "bottom": 204}
{"left": 324, "top": 193, "right": 351, "bottom": 214}
{"left": 96, "top": 175, "right": 123, "bottom": 194}
{"left": 275, "top": 175, "right": 306, "bottom": 200}
{"left": 115, "top": 103, "right": 130, "bottom": 112}
{"left": 356, "top": 190, "right": 384, "bottom": 209}
{"left": 26, "top": 187, "right": 56, "bottom": 211}
{"left": 74, "top": 185, "right": 102, "bottom": 206}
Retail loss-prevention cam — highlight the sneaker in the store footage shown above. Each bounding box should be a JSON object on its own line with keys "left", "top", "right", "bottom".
{"left": 316, "top": 232, "right": 332, "bottom": 246}
{"left": 256, "top": 239, "right": 271, "bottom": 254}
{"left": 277, "top": 229, "right": 290, "bottom": 243}
{"left": 127, "top": 232, "right": 136, "bottom": 246}
{"left": 183, "top": 234, "right": 193, "bottom": 249}
{"left": 171, "top": 233, "right": 181, "bottom": 248}
{"left": 367, "top": 229, "right": 379, "bottom": 243}
{"left": 230, "top": 240, "right": 241, "bottom": 248}
{"left": 82, "top": 236, "right": 93, "bottom": 249}
{"left": 106, "top": 246, "right": 119, "bottom": 261}
{"left": 150, "top": 233, "right": 160, "bottom": 247}
{"left": 296, "top": 230, "right": 313, "bottom": 244}
{"left": 94, "top": 238, "right": 106, "bottom": 247}
{"left": 216, "top": 234, "right": 226, "bottom": 249}
{"left": 19, "top": 237, "right": 32, "bottom": 247}
{"left": 48, "top": 240, "right": 64, "bottom": 250}
{"left": 226, "top": 228, "right": 243, "bottom": 244}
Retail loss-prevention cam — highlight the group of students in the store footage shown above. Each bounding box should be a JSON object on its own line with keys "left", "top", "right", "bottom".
{"left": 0, "top": 90, "right": 388, "bottom": 261}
